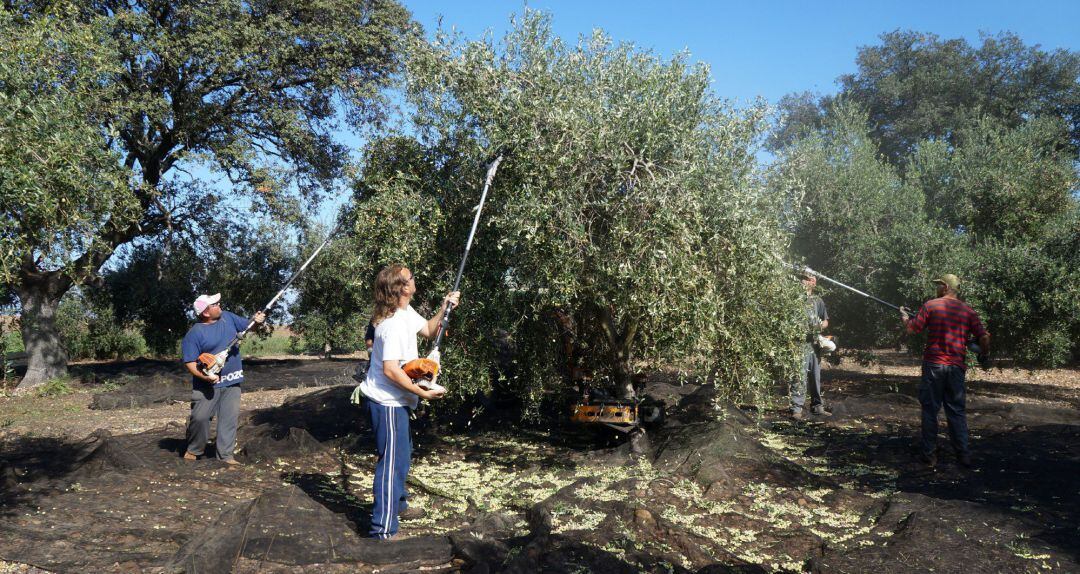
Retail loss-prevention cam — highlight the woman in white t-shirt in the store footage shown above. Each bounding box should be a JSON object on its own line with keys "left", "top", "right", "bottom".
{"left": 358, "top": 264, "right": 458, "bottom": 540}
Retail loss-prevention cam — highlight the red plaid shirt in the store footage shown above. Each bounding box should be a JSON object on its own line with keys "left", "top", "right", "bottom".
{"left": 908, "top": 297, "right": 988, "bottom": 368}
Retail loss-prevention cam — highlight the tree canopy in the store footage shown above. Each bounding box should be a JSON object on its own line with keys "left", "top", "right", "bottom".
{"left": 8, "top": 4, "right": 1079, "bottom": 398}
{"left": 773, "top": 100, "right": 1080, "bottom": 365}
{"left": 0, "top": 7, "right": 134, "bottom": 287}
{"left": 2, "top": 0, "right": 416, "bottom": 388}
{"left": 770, "top": 30, "right": 1080, "bottom": 366}
{"left": 338, "top": 12, "right": 803, "bottom": 410}
{"left": 772, "top": 31, "right": 1080, "bottom": 165}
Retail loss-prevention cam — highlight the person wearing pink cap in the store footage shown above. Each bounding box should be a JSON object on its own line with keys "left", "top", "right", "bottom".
{"left": 180, "top": 293, "right": 265, "bottom": 465}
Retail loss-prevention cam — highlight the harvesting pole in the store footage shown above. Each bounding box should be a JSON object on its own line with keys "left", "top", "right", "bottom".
{"left": 198, "top": 219, "right": 344, "bottom": 376}
{"left": 430, "top": 154, "right": 505, "bottom": 355}
{"left": 785, "top": 261, "right": 913, "bottom": 315}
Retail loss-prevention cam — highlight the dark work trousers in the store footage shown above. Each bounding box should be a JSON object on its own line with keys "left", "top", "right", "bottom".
{"left": 791, "top": 343, "right": 823, "bottom": 413}
{"left": 366, "top": 399, "right": 412, "bottom": 540}
{"left": 918, "top": 363, "right": 969, "bottom": 457}
{"left": 185, "top": 384, "right": 241, "bottom": 460}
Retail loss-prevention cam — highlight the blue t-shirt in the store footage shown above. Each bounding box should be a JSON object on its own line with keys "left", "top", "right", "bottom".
{"left": 181, "top": 310, "right": 251, "bottom": 388}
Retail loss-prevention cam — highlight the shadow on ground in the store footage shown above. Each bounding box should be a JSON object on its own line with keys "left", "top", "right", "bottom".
{"left": 824, "top": 364, "right": 1080, "bottom": 410}
{"left": 765, "top": 387, "right": 1080, "bottom": 570}
{"left": 0, "top": 358, "right": 1078, "bottom": 573}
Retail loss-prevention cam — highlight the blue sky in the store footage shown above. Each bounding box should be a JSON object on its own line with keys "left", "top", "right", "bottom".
{"left": 198, "top": 1, "right": 1080, "bottom": 229}
{"left": 401, "top": 0, "right": 1080, "bottom": 106}
{"left": 97, "top": 1, "right": 1080, "bottom": 302}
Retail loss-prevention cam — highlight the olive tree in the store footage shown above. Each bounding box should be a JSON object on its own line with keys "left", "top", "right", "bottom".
{"left": 770, "top": 103, "right": 953, "bottom": 346}
{"left": 350, "top": 12, "right": 803, "bottom": 407}
{"left": 774, "top": 102, "right": 1080, "bottom": 365}
{"left": 913, "top": 117, "right": 1080, "bottom": 365}
{"left": 1, "top": 7, "right": 135, "bottom": 387}
{"left": 288, "top": 228, "right": 372, "bottom": 357}
{"left": 2, "top": 0, "right": 415, "bottom": 389}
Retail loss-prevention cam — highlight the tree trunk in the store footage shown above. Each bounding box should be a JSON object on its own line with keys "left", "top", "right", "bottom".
{"left": 11, "top": 148, "right": 155, "bottom": 393}
{"left": 597, "top": 305, "right": 637, "bottom": 400}
{"left": 612, "top": 337, "right": 635, "bottom": 400}
{"left": 551, "top": 309, "right": 581, "bottom": 384}
{"left": 15, "top": 282, "right": 69, "bottom": 391}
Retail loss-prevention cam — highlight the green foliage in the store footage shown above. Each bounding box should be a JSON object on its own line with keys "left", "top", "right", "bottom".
{"left": 36, "top": 377, "right": 75, "bottom": 397}
{"left": 905, "top": 119, "right": 1080, "bottom": 365}
{"left": 773, "top": 31, "right": 1080, "bottom": 166}
{"left": 767, "top": 91, "right": 826, "bottom": 151}
{"left": 3, "top": 0, "right": 415, "bottom": 386}
{"left": 950, "top": 233, "right": 1080, "bottom": 366}
{"left": 938, "top": 117, "right": 1076, "bottom": 241}
{"left": 344, "top": 11, "right": 803, "bottom": 409}
{"left": 771, "top": 30, "right": 1080, "bottom": 366}
{"left": 772, "top": 104, "right": 944, "bottom": 346}
{"left": 103, "top": 243, "right": 202, "bottom": 355}
{"left": 104, "top": 223, "right": 295, "bottom": 355}
{"left": 200, "top": 223, "right": 296, "bottom": 322}
{"left": 0, "top": 5, "right": 135, "bottom": 285}
{"left": 0, "top": 328, "right": 21, "bottom": 355}
{"left": 61, "top": 0, "right": 416, "bottom": 200}
{"left": 346, "top": 136, "right": 448, "bottom": 281}
{"left": 290, "top": 226, "right": 382, "bottom": 356}
{"left": 0, "top": 316, "right": 20, "bottom": 382}
{"left": 55, "top": 290, "right": 147, "bottom": 361}
{"left": 774, "top": 104, "right": 1080, "bottom": 365}
{"left": 2, "top": 0, "right": 415, "bottom": 269}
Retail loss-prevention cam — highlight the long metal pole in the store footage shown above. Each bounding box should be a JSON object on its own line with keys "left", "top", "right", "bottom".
{"left": 231, "top": 219, "right": 344, "bottom": 344}
{"left": 789, "top": 262, "right": 910, "bottom": 314}
{"left": 432, "top": 155, "right": 504, "bottom": 351}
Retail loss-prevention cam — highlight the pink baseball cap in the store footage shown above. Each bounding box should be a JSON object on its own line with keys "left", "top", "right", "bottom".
{"left": 193, "top": 293, "right": 221, "bottom": 314}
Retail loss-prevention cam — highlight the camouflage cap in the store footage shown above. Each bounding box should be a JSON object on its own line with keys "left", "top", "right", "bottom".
{"left": 932, "top": 273, "right": 960, "bottom": 290}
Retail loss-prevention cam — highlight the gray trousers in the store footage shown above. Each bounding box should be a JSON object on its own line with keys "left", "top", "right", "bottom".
{"left": 185, "top": 384, "right": 241, "bottom": 460}
{"left": 790, "top": 343, "right": 823, "bottom": 412}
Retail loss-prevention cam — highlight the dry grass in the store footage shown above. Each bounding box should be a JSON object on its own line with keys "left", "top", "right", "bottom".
{"left": 0, "top": 383, "right": 321, "bottom": 441}
{"left": 0, "top": 562, "right": 49, "bottom": 573}
{"left": 825, "top": 348, "right": 1080, "bottom": 408}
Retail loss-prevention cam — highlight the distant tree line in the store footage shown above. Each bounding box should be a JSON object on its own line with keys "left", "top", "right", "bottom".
{"left": 770, "top": 31, "right": 1080, "bottom": 366}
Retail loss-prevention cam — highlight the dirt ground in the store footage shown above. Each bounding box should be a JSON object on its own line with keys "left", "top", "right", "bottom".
{"left": 1, "top": 352, "right": 1078, "bottom": 573}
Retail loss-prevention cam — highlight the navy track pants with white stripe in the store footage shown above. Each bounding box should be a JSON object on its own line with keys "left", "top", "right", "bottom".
{"left": 367, "top": 399, "right": 411, "bottom": 539}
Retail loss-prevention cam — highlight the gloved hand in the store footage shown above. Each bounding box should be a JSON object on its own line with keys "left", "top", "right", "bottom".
{"left": 967, "top": 341, "right": 991, "bottom": 369}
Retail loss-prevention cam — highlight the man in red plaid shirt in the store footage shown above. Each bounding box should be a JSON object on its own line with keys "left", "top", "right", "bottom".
{"left": 902, "top": 273, "right": 990, "bottom": 468}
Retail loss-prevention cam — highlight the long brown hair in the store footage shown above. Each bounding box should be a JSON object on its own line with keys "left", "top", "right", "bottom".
{"left": 371, "top": 264, "right": 410, "bottom": 326}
